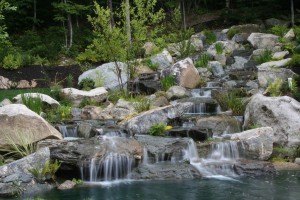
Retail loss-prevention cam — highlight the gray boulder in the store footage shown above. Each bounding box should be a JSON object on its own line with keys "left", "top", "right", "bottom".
{"left": 208, "top": 61, "right": 225, "bottom": 77}
{"left": 256, "top": 58, "right": 291, "bottom": 69}
{"left": 0, "top": 98, "right": 11, "bottom": 107}
{"left": 78, "top": 62, "right": 127, "bottom": 90}
{"left": 231, "top": 127, "right": 274, "bottom": 160}
{"left": 166, "top": 86, "right": 190, "bottom": 100}
{"left": 228, "top": 56, "right": 248, "bottom": 70}
{"left": 150, "top": 49, "right": 173, "bottom": 70}
{"left": 247, "top": 33, "right": 279, "bottom": 49}
{"left": 13, "top": 93, "right": 60, "bottom": 108}
{"left": 284, "top": 29, "right": 295, "bottom": 41}
{"left": 243, "top": 94, "right": 300, "bottom": 148}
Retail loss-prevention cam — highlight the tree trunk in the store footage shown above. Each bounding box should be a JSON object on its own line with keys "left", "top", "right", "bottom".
{"left": 67, "top": 13, "right": 73, "bottom": 48}
{"left": 108, "top": 0, "right": 115, "bottom": 28}
{"left": 291, "top": 0, "right": 295, "bottom": 27}
{"left": 125, "top": 0, "right": 131, "bottom": 44}
{"left": 182, "top": 0, "right": 186, "bottom": 31}
{"left": 33, "top": 0, "right": 36, "bottom": 30}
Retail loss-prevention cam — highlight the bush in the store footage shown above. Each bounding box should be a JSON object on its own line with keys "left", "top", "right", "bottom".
{"left": 215, "top": 42, "right": 224, "bottom": 55}
{"left": 149, "top": 123, "right": 166, "bottom": 136}
{"left": 267, "top": 78, "right": 282, "bottom": 97}
{"left": 132, "top": 96, "right": 151, "bottom": 113}
{"left": 161, "top": 75, "right": 175, "bottom": 90}
{"left": 2, "top": 53, "right": 23, "bottom": 70}
{"left": 28, "top": 160, "right": 61, "bottom": 183}
{"left": 108, "top": 89, "right": 130, "bottom": 104}
{"left": 270, "top": 25, "right": 289, "bottom": 37}
{"left": 288, "top": 54, "right": 300, "bottom": 67}
{"left": 214, "top": 91, "right": 246, "bottom": 115}
{"left": 142, "top": 58, "right": 159, "bottom": 71}
{"left": 195, "top": 54, "right": 210, "bottom": 68}
{"left": 78, "top": 78, "right": 95, "bottom": 91}
{"left": 203, "top": 30, "right": 216, "bottom": 44}
{"left": 227, "top": 27, "right": 240, "bottom": 39}
{"left": 255, "top": 49, "right": 272, "bottom": 64}
{"left": 21, "top": 93, "right": 43, "bottom": 114}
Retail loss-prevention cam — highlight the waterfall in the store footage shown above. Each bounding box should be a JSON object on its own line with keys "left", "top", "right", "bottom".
{"left": 81, "top": 153, "right": 135, "bottom": 182}
{"left": 58, "top": 125, "right": 78, "bottom": 138}
{"left": 184, "top": 139, "right": 239, "bottom": 178}
{"left": 191, "top": 89, "right": 211, "bottom": 98}
{"left": 143, "top": 147, "right": 149, "bottom": 165}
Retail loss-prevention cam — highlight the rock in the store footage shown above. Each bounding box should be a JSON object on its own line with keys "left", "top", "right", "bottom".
{"left": 143, "top": 42, "right": 158, "bottom": 55}
{"left": 295, "top": 158, "right": 300, "bottom": 165}
{"left": 77, "top": 122, "right": 94, "bottom": 139}
{"left": 214, "top": 54, "right": 226, "bottom": 66}
{"left": 196, "top": 116, "right": 242, "bottom": 136}
{"left": 161, "top": 58, "right": 200, "bottom": 89}
{"left": 243, "top": 94, "right": 300, "bottom": 148}
{"left": 60, "top": 87, "right": 108, "bottom": 107}
{"left": 234, "top": 160, "right": 275, "bottom": 176}
{"left": 228, "top": 56, "right": 248, "bottom": 70}
{"left": 13, "top": 93, "right": 60, "bottom": 108}
{"left": 150, "top": 49, "right": 173, "bottom": 70}
{"left": 197, "top": 67, "right": 212, "bottom": 79}
{"left": 265, "top": 18, "right": 289, "bottom": 28}
{"left": 58, "top": 180, "right": 76, "bottom": 190}
{"left": 232, "top": 49, "right": 253, "bottom": 58}
{"left": 247, "top": 33, "right": 279, "bottom": 49}
{"left": 207, "top": 41, "right": 240, "bottom": 57}
{"left": 223, "top": 80, "right": 237, "bottom": 89}
{"left": 284, "top": 29, "right": 295, "bottom": 41}
{"left": 231, "top": 127, "right": 274, "bottom": 160}
{"left": 0, "top": 104, "right": 62, "bottom": 149}
{"left": 80, "top": 106, "right": 102, "bottom": 120}
{"left": 232, "top": 33, "right": 249, "bottom": 43}
{"left": 0, "top": 76, "right": 10, "bottom": 89}
{"left": 0, "top": 76, "right": 37, "bottom": 89}
{"left": 151, "top": 96, "right": 169, "bottom": 107}
{"left": 230, "top": 24, "right": 263, "bottom": 34}
{"left": 272, "top": 51, "right": 289, "bottom": 60}
{"left": 166, "top": 86, "right": 190, "bottom": 100}
{"left": 0, "top": 183, "right": 20, "bottom": 198}
{"left": 257, "top": 66, "right": 295, "bottom": 87}
{"left": 190, "top": 36, "right": 204, "bottom": 51}
{"left": 208, "top": 61, "right": 225, "bottom": 78}
{"left": 0, "top": 98, "right": 11, "bottom": 107}
{"left": 78, "top": 62, "right": 127, "bottom": 90}
{"left": 246, "top": 81, "right": 259, "bottom": 89}
{"left": 256, "top": 58, "right": 291, "bottom": 69}
{"left": 122, "top": 102, "right": 193, "bottom": 135}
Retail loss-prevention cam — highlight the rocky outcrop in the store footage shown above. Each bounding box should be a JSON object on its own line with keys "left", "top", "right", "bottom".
{"left": 0, "top": 104, "right": 62, "bottom": 149}
{"left": 234, "top": 160, "right": 275, "bottom": 176}
{"left": 13, "top": 93, "right": 60, "bottom": 108}
{"left": 60, "top": 87, "right": 108, "bottom": 107}
{"left": 150, "top": 49, "right": 173, "bottom": 70}
{"left": 78, "top": 62, "right": 127, "bottom": 90}
{"left": 208, "top": 61, "right": 225, "bottom": 77}
{"left": 122, "top": 102, "right": 193, "bottom": 135}
{"left": 57, "top": 180, "right": 76, "bottom": 190}
{"left": 161, "top": 58, "right": 200, "bottom": 89}
{"left": 0, "top": 98, "right": 11, "bottom": 107}
{"left": 243, "top": 94, "right": 300, "bottom": 148}
{"left": 247, "top": 33, "right": 279, "bottom": 49}
{"left": 257, "top": 66, "right": 295, "bottom": 87}
{"left": 231, "top": 127, "right": 274, "bottom": 160}
{"left": 166, "top": 86, "right": 190, "bottom": 100}
{"left": 256, "top": 58, "right": 291, "bottom": 69}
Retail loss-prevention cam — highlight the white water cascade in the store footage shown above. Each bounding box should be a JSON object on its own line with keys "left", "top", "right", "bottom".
{"left": 184, "top": 139, "right": 239, "bottom": 179}
{"left": 58, "top": 125, "right": 78, "bottom": 138}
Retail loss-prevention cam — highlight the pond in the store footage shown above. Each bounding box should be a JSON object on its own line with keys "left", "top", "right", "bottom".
{"left": 32, "top": 170, "right": 300, "bottom": 200}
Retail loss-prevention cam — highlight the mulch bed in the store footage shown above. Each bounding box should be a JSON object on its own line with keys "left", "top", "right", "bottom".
{"left": 0, "top": 65, "right": 83, "bottom": 88}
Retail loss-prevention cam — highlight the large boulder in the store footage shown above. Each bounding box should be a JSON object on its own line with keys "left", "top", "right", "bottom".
{"left": 150, "top": 49, "right": 173, "bottom": 70}
{"left": 166, "top": 86, "right": 190, "bottom": 100}
{"left": 256, "top": 58, "right": 291, "bottom": 69}
{"left": 228, "top": 56, "right": 248, "bottom": 70}
{"left": 13, "top": 93, "right": 60, "bottom": 108}
{"left": 161, "top": 58, "right": 200, "bottom": 89}
{"left": 208, "top": 61, "right": 225, "bottom": 77}
{"left": 0, "top": 104, "right": 62, "bottom": 149}
{"left": 243, "top": 94, "right": 300, "bottom": 148}
{"left": 78, "top": 62, "right": 127, "bottom": 90}
{"left": 247, "top": 33, "right": 279, "bottom": 49}
{"left": 122, "top": 102, "right": 193, "bottom": 135}
{"left": 207, "top": 41, "right": 240, "bottom": 57}
{"left": 230, "top": 24, "right": 263, "bottom": 34}
{"left": 60, "top": 87, "right": 108, "bottom": 107}
{"left": 231, "top": 127, "right": 274, "bottom": 160}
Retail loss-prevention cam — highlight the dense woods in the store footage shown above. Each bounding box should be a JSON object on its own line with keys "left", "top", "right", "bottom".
{"left": 0, "top": 0, "right": 298, "bottom": 68}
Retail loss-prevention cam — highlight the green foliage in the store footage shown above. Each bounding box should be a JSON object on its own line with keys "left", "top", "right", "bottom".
{"left": 255, "top": 49, "right": 272, "bottom": 64}
{"left": 177, "top": 29, "right": 196, "bottom": 59}
{"left": 132, "top": 96, "right": 151, "bottom": 113}
{"left": 0, "top": 0, "right": 16, "bottom": 42}
{"left": 72, "top": 178, "right": 84, "bottom": 185}
{"left": 214, "top": 91, "right": 246, "bottom": 115}
{"left": 79, "top": 97, "right": 99, "bottom": 108}
{"left": 203, "top": 30, "right": 216, "bottom": 45}
{"left": 294, "top": 26, "right": 300, "bottom": 43}
{"left": 142, "top": 58, "right": 159, "bottom": 71}
{"left": 66, "top": 74, "right": 74, "bottom": 88}
{"left": 149, "top": 123, "right": 166, "bottom": 136}
{"left": 270, "top": 25, "right": 289, "bottom": 37}
{"left": 94, "top": 71, "right": 105, "bottom": 87}
{"left": 161, "top": 75, "right": 175, "bottom": 90}
{"left": 227, "top": 28, "right": 240, "bottom": 40}
{"left": 0, "top": 130, "right": 37, "bottom": 160}
{"left": 195, "top": 54, "right": 210, "bottom": 68}
{"left": 21, "top": 93, "right": 43, "bottom": 114}
{"left": 288, "top": 54, "right": 300, "bottom": 67}
{"left": 2, "top": 52, "right": 23, "bottom": 70}
{"left": 78, "top": 78, "right": 95, "bottom": 91}
{"left": 267, "top": 78, "right": 283, "bottom": 97}
{"left": 28, "top": 160, "right": 61, "bottom": 183}
{"left": 215, "top": 42, "right": 224, "bottom": 55}
{"left": 108, "top": 89, "right": 130, "bottom": 104}
{"left": 49, "top": 105, "right": 72, "bottom": 121}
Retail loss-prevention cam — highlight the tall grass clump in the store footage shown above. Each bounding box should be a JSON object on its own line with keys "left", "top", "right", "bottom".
{"left": 255, "top": 49, "right": 272, "bottom": 64}
{"left": 227, "top": 27, "right": 240, "bottom": 39}
{"left": 203, "top": 30, "right": 217, "bottom": 44}
{"left": 214, "top": 91, "right": 246, "bottom": 116}
{"left": 267, "top": 78, "right": 283, "bottom": 96}
{"left": 132, "top": 96, "right": 151, "bottom": 113}
{"left": 28, "top": 160, "right": 61, "bottom": 183}
{"left": 149, "top": 123, "right": 167, "bottom": 136}
{"left": 161, "top": 75, "right": 175, "bottom": 90}
{"left": 270, "top": 25, "right": 289, "bottom": 37}
{"left": 215, "top": 42, "right": 224, "bottom": 55}
{"left": 21, "top": 93, "right": 43, "bottom": 114}
{"left": 195, "top": 54, "right": 210, "bottom": 68}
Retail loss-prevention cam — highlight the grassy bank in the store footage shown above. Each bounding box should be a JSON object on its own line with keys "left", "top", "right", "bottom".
{"left": 0, "top": 88, "right": 51, "bottom": 102}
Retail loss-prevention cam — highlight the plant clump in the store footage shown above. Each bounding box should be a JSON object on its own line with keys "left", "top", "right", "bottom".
{"left": 255, "top": 49, "right": 272, "bottom": 64}
{"left": 161, "top": 75, "right": 175, "bottom": 90}
{"left": 28, "top": 160, "right": 61, "bottom": 183}
{"left": 149, "top": 123, "right": 167, "bottom": 136}
{"left": 195, "top": 53, "right": 210, "bottom": 68}
{"left": 78, "top": 78, "right": 95, "bottom": 91}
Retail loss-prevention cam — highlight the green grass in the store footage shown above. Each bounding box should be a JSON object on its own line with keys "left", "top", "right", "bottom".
{"left": 0, "top": 88, "right": 51, "bottom": 102}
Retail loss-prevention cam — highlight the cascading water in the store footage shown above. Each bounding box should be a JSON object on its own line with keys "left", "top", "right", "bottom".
{"left": 191, "top": 89, "right": 211, "bottom": 98}
{"left": 184, "top": 139, "right": 239, "bottom": 179}
{"left": 58, "top": 125, "right": 78, "bottom": 138}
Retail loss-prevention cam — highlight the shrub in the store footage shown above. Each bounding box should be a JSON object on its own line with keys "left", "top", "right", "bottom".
{"left": 255, "top": 49, "right": 272, "bottom": 64}
{"left": 132, "top": 96, "right": 151, "bottom": 113}
{"left": 142, "top": 58, "right": 159, "bottom": 71}
{"left": 215, "top": 42, "right": 224, "bottom": 55}
{"left": 108, "top": 89, "right": 130, "bottom": 104}
{"left": 79, "top": 97, "right": 99, "bottom": 108}
{"left": 267, "top": 78, "right": 283, "bottom": 97}
{"left": 78, "top": 78, "right": 95, "bottom": 91}
{"left": 161, "top": 75, "right": 175, "bottom": 90}
{"left": 28, "top": 160, "right": 61, "bottom": 183}
{"left": 72, "top": 178, "right": 84, "bottom": 185}
{"left": 21, "top": 94, "right": 43, "bottom": 114}
{"left": 2, "top": 53, "right": 23, "bottom": 70}
{"left": 149, "top": 123, "right": 166, "bottom": 136}
{"left": 195, "top": 54, "right": 210, "bottom": 68}
{"left": 54, "top": 105, "right": 72, "bottom": 120}
{"left": 270, "top": 25, "right": 289, "bottom": 37}
{"left": 227, "top": 27, "right": 240, "bottom": 39}
{"left": 214, "top": 91, "right": 246, "bottom": 115}
{"left": 288, "top": 54, "right": 300, "bottom": 67}
{"left": 94, "top": 71, "right": 105, "bottom": 87}
{"left": 203, "top": 30, "right": 216, "bottom": 44}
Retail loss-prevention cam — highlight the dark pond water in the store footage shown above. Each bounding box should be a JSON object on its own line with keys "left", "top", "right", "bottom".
{"left": 32, "top": 171, "right": 300, "bottom": 200}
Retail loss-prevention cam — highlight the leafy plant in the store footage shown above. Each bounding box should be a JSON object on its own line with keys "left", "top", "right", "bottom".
{"left": 215, "top": 42, "right": 224, "bottom": 55}
{"left": 108, "top": 89, "right": 130, "bottom": 104}
{"left": 94, "top": 71, "right": 105, "bottom": 87}
{"left": 214, "top": 91, "right": 246, "bottom": 115}
{"left": 149, "top": 123, "right": 167, "bottom": 136}
{"left": 48, "top": 105, "right": 72, "bottom": 122}
{"left": 203, "top": 29, "right": 216, "bottom": 44}
{"left": 78, "top": 78, "right": 95, "bottom": 91}
{"left": 66, "top": 74, "right": 74, "bottom": 88}
{"left": 2, "top": 52, "right": 23, "bottom": 70}
{"left": 142, "top": 58, "right": 159, "bottom": 71}
{"left": 72, "top": 178, "right": 84, "bottom": 185}
{"left": 270, "top": 25, "right": 289, "bottom": 37}
{"left": 79, "top": 97, "right": 99, "bottom": 108}
{"left": 161, "top": 75, "right": 175, "bottom": 90}
{"left": 21, "top": 93, "right": 43, "bottom": 114}
{"left": 227, "top": 27, "right": 240, "bottom": 39}
{"left": 255, "top": 49, "right": 272, "bottom": 64}
{"left": 28, "top": 160, "right": 61, "bottom": 183}
{"left": 132, "top": 96, "right": 151, "bottom": 113}
{"left": 267, "top": 78, "right": 283, "bottom": 97}
{"left": 195, "top": 54, "right": 210, "bottom": 68}
{"left": 288, "top": 54, "right": 300, "bottom": 67}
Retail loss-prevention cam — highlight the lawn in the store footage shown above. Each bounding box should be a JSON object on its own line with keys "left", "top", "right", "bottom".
{"left": 0, "top": 88, "right": 51, "bottom": 102}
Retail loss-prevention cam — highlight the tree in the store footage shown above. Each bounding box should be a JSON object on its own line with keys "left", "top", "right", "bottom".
{"left": 291, "top": 0, "right": 294, "bottom": 26}
{"left": 0, "top": 0, "right": 16, "bottom": 42}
